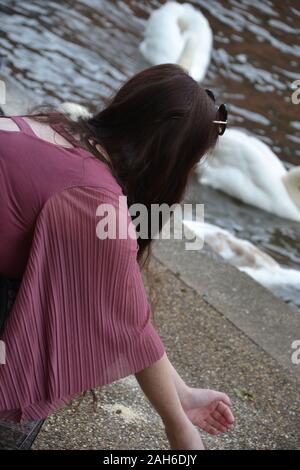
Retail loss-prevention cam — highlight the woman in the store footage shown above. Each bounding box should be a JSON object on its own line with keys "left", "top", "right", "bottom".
{"left": 0, "top": 64, "right": 233, "bottom": 449}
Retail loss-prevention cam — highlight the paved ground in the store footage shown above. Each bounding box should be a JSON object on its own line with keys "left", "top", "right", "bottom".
{"left": 31, "top": 254, "right": 300, "bottom": 450}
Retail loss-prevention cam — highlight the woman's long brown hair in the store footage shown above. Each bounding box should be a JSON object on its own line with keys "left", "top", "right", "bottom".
{"left": 30, "top": 64, "right": 220, "bottom": 265}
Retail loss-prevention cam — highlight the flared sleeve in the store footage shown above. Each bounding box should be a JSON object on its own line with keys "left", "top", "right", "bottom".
{"left": 0, "top": 186, "right": 165, "bottom": 422}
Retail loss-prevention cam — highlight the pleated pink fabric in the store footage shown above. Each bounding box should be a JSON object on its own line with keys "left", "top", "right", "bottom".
{"left": 0, "top": 116, "right": 165, "bottom": 422}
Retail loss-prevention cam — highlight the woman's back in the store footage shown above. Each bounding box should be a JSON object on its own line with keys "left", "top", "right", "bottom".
{"left": 0, "top": 115, "right": 122, "bottom": 278}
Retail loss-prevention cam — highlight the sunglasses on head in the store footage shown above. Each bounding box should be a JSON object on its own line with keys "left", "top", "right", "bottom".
{"left": 205, "top": 89, "right": 228, "bottom": 136}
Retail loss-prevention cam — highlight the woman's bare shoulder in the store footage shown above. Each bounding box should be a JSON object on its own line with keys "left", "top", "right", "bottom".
{"left": 0, "top": 117, "right": 19, "bottom": 131}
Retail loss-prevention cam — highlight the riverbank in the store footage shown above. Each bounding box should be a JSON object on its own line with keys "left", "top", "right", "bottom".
{"left": 31, "top": 222, "right": 300, "bottom": 450}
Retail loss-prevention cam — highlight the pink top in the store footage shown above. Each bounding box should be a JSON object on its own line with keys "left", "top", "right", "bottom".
{"left": 0, "top": 115, "right": 165, "bottom": 422}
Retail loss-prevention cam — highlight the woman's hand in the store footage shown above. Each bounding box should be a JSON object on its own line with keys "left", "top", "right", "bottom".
{"left": 181, "top": 387, "right": 235, "bottom": 435}
{"left": 167, "top": 358, "right": 235, "bottom": 436}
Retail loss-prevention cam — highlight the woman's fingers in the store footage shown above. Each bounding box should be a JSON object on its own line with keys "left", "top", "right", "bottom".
{"left": 206, "top": 415, "right": 229, "bottom": 433}
{"left": 217, "top": 400, "right": 235, "bottom": 425}
{"left": 211, "top": 408, "right": 231, "bottom": 427}
{"left": 200, "top": 421, "right": 221, "bottom": 436}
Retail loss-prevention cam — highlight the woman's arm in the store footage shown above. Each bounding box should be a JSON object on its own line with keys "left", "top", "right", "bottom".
{"left": 135, "top": 352, "right": 204, "bottom": 450}
{"left": 168, "top": 358, "right": 192, "bottom": 406}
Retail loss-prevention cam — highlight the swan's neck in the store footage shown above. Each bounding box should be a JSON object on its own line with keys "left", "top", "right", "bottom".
{"left": 282, "top": 167, "right": 300, "bottom": 211}
{"left": 178, "top": 34, "right": 198, "bottom": 74}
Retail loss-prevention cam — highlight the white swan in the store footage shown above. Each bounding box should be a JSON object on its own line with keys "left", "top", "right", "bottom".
{"left": 139, "top": 1, "right": 213, "bottom": 82}
{"left": 183, "top": 220, "right": 300, "bottom": 289}
{"left": 196, "top": 128, "right": 300, "bottom": 222}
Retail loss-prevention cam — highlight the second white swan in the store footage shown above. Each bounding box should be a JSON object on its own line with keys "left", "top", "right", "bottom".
{"left": 196, "top": 129, "right": 300, "bottom": 222}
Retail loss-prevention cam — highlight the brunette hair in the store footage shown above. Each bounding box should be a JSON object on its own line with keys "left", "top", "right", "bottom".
{"left": 31, "top": 64, "right": 220, "bottom": 264}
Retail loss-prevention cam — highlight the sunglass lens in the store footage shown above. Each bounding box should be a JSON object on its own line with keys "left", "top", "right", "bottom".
{"left": 205, "top": 88, "right": 216, "bottom": 102}
{"left": 218, "top": 103, "right": 228, "bottom": 135}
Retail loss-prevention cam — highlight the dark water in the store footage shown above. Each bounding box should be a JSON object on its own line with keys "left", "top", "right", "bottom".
{"left": 0, "top": 0, "right": 299, "bottom": 310}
